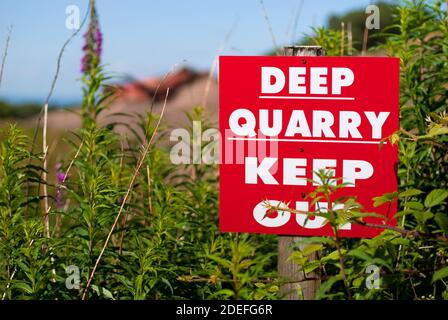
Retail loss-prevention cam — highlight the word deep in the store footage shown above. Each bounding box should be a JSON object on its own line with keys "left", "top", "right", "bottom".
{"left": 261, "top": 66, "right": 354, "bottom": 95}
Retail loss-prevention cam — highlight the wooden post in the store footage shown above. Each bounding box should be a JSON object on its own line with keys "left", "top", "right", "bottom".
{"left": 278, "top": 45, "right": 324, "bottom": 300}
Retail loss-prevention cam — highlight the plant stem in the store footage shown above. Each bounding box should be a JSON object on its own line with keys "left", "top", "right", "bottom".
{"left": 0, "top": 25, "right": 12, "bottom": 90}
{"left": 353, "top": 220, "right": 448, "bottom": 242}
{"left": 81, "top": 88, "right": 169, "bottom": 300}
{"left": 42, "top": 103, "right": 50, "bottom": 238}
{"left": 325, "top": 189, "right": 351, "bottom": 299}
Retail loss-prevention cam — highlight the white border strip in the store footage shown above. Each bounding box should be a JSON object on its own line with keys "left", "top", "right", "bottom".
{"left": 259, "top": 95, "right": 355, "bottom": 101}
{"left": 228, "top": 137, "right": 386, "bottom": 145}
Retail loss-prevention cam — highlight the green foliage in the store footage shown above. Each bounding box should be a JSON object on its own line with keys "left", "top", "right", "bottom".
{"left": 0, "top": 100, "right": 58, "bottom": 119}
{"left": 0, "top": 124, "right": 54, "bottom": 299}
{"left": 304, "top": 27, "right": 349, "bottom": 56}
{"left": 290, "top": 0, "right": 448, "bottom": 300}
{"left": 327, "top": 1, "right": 398, "bottom": 50}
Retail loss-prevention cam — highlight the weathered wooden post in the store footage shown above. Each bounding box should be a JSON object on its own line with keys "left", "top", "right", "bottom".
{"left": 278, "top": 45, "right": 325, "bottom": 300}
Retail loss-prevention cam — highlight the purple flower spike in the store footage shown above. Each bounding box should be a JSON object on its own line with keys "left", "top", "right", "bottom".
{"left": 80, "top": 2, "right": 102, "bottom": 75}
{"left": 57, "top": 172, "right": 66, "bottom": 184}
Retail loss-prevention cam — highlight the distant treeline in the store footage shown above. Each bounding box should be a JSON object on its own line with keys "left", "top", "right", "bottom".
{"left": 0, "top": 100, "right": 58, "bottom": 118}
{"left": 264, "top": 1, "right": 398, "bottom": 55}
{"left": 327, "top": 1, "right": 399, "bottom": 50}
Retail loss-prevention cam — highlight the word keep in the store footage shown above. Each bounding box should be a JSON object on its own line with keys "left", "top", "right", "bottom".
{"left": 245, "top": 157, "right": 374, "bottom": 187}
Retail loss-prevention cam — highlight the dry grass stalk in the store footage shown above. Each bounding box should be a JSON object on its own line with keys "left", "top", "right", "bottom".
{"left": 0, "top": 25, "right": 12, "bottom": 90}
{"left": 42, "top": 103, "right": 50, "bottom": 238}
{"left": 362, "top": 27, "right": 369, "bottom": 56}
{"left": 82, "top": 88, "right": 170, "bottom": 300}
{"left": 259, "top": 0, "right": 279, "bottom": 54}
{"left": 347, "top": 21, "right": 353, "bottom": 55}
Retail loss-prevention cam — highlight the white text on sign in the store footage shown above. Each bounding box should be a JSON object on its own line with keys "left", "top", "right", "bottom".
{"left": 261, "top": 66, "right": 354, "bottom": 95}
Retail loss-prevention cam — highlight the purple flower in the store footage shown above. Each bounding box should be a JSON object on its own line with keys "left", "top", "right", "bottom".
{"left": 80, "top": 2, "right": 102, "bottom": 74}
{"left": 55, "top": 189, "right": 65, "bottom": 209}
{"left": 57, "top": 171, "right": 66, "bottom": 184}
{"left": 95, "top": 29, "right": 103, "bottom": 56}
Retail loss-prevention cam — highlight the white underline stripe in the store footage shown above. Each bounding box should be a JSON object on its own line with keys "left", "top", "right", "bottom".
{"left": 227, "top": 137, "right": 386, "bottom": 145}
{"left": 259, "top": 95, "right": 355, "bottom": 101}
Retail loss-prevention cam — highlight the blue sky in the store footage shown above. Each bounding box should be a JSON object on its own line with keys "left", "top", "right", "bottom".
{"left": 0, "top": 0, "right": 394, "bottom": 104}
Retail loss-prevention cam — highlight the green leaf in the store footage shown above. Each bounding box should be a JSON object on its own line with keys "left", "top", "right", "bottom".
{"left": 432, "top": 266, "right": 448, "bottom": 283}
{"left": 316, "top": 274, "right": 343, "bottom": 299}
{"left": 427, "top": 124, "right": 448, "bottom": 137}
{"left": 213, "top": 289, "right": 235, "bottom": 299}
{"left": 207, "top": 255, "right": 231, "bottom": 269}
{"left": 160, "top": 277, "right": 174, "bottom": 295}
{"left": 91, "top": 285, "right": 100, "bottom": 296}
{"left": 424, "top": 189, "right": 448, "bottom": 208}
{"left": 12, "top": 282, "right": 33, "bottom": 294}
{"left": 414, "top": 210, "right": 434, "bottom": 225}
{"left": 347, "top": 249, "right": 371, "bottom": 261}
{"left": 239, "top": 259, "right": 253, "bottom": 269}
{"left": 395, "top": 209, "right": 417, "bottom": 219}
{"left": 399, "top": 189, "right": 423, "bottom": 198}
{"left": 288, "top": 251, "right": 307, "bottom": 266}
{"left": 373, "top": 192, "right": 398, "bottom": 207}
{"left": 302, "top": 244, "right": 323, "bottom": 256}
{"left": 373, "top": 196, "right": 388, "bottom": 207}
{"left": 369, "top": 258, "right": 392, "bottom": 271}
{"left": 254, "top": 282, "right": 265, "bottom": 288}
{"left": 390, "top": 237, "right": 410, "bottom": 246}
{"left": 390, "top": 132, "right": 400, "bottom": 145}
{"left": 101, "top": 287, "right": 115, "bottom": 300}
{"left": 404, "top": 201, "right": 424, "bottom": 210}
{"left": 352, "top": 277, "right": 364, "bottom": 288}
{"left": 254, "top": 291, "right": 265, "bottom": 300}
{"left": 322, "top": 249, "right": 346, "bottom": 262}
{"left": 303, "top": 260, "right": 321, "bottom": 274}
{"left": 435, "top": 212, "right": 448, "bottom": 233}
{"left": 295, "top": 237, "right": 335, "bottom": 246}
{"left": 268, "top": 285, "right": 279, "bottom": 293}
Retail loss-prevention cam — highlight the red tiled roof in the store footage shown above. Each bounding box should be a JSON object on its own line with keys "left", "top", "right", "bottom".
{"left": 114, "top": 67, "right": 206, "bottom": 103}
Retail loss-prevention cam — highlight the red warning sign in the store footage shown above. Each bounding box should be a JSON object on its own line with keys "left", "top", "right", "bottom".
{"left": 219, "top": 56, "right": 399, "bottom": 238}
